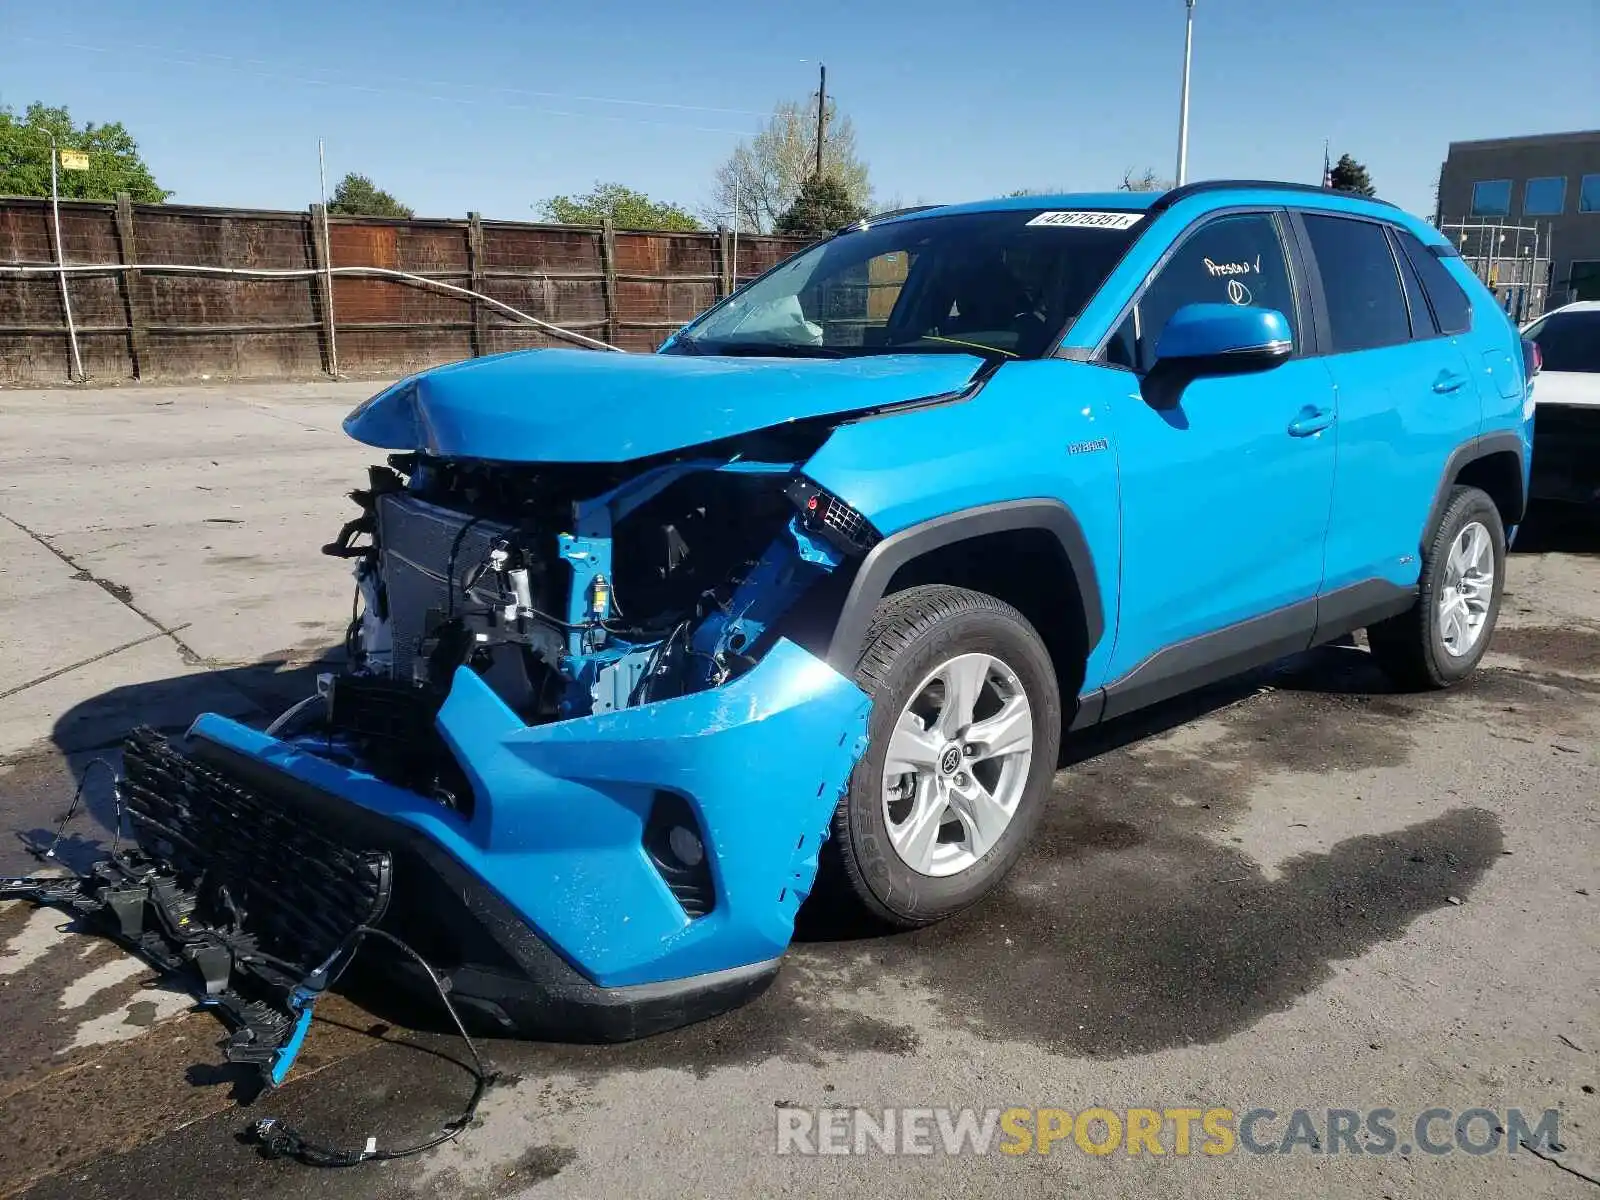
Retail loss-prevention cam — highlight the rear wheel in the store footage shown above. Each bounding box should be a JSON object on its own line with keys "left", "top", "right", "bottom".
{"left": 1368, "top": 485, "right": 1506, "bottom": 689}
{"left": 823, "top": 585, "right": 1062, "bottom": 927}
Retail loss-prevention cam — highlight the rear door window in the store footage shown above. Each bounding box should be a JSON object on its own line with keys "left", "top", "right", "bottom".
{"left": 1301, "top": 214, "right": 1411, "bottom": 353}
{"left": 1388, "top": 228, "right": 1438, "bottom": 339}
{"left": 1394, "top": 229, "right": 1473, "bottom": 335}
{"left": 1106, "top": 212, "right": 1297, "bottom": 373}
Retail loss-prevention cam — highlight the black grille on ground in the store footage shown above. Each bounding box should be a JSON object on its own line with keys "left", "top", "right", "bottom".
{"left": 120, "top": 726, "right": 392, "bottom": 969}
{"left": 642, "top": 791, "right": 716, "bottom": 919}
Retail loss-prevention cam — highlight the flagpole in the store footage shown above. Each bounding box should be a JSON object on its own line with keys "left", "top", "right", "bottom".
{"left": 1175, "top": 0, "right": 1197, "bottom": 186}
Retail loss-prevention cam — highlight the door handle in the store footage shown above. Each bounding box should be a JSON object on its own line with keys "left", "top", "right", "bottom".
{"left": 1433, "top": 372, "right": 1469, "bottom": 394}
{"left": 1287, "top": 405, "right": 1335, "bottom": 437}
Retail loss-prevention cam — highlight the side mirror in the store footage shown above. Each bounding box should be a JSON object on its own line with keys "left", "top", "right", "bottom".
{"left": 1154, "top": 303, "right": 1293, "bottom": 373}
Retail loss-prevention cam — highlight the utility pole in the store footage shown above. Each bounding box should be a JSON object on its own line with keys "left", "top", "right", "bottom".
{"left": 815, "top": 62, "right": 827, "bottom": 181}
{"left": 1175, "top": 0, "right": 1196, "bottom": 187}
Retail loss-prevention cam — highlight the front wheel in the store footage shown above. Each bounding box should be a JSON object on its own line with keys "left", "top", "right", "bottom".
{"left": 1368, "top": 485, "right": 1506, "bottom": 689}
{"left": 823, "top": 584, "right": 1062, "bottom": 928}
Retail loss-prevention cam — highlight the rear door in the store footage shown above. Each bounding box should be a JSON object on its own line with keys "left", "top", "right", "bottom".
{"left": 1296, "top": 212, "right": 1482, "bottom": 597}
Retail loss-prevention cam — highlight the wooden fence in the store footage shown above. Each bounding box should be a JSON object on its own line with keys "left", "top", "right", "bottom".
{"left": 0, "top": 195, "right": 810, "bottom": 385}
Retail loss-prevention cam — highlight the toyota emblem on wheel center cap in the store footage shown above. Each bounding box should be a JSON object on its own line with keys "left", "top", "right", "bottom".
{"left": 939, "top": 745, "right": 963, "bottom": 776}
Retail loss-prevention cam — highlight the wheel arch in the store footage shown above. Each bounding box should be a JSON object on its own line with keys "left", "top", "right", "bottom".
{"left": 823, "top": 500, "right": 1104, "bottom": 701}
{"left": 1426, "top": 431, "right": 1527, "bottom": 546}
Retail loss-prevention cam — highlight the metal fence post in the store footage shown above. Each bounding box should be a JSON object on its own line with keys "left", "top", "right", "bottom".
{"left": 599, "top": 219, "right": 619, "bottom": 347}
{"left": 716, "top": 224, "right": 732, "bottom": 300}
{"left": 308, "top": 203, "right": 338, "bottom": 377}
{"left": 113, "top": 192, "right": 150, "bottom": 379}
{"left": 46, "top": 137, "right": 85, "bottom": 383}
{"left": 466, "top": 211, "right": 488, "bottom": 357}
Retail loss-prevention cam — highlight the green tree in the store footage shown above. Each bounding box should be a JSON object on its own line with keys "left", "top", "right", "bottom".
{"left": 539, "top": 181, "right": 700, "bottom": 230}
{"left": 1328, "top": 154, "right": 1376, "bottom": 198}
{"left": 327, "top": 172, "right": 413, "bottom": 217}
{"left": 775, "top": 174, "right": 867, "bottom": 237}
{"left": 0, "top": 103, "right": 169, "bottom": 201}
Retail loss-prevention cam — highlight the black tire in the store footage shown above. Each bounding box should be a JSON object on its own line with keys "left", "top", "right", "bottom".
{"left": 1368, "top": 485, "right": 1506, "bottom": 690}
{"left": 822, "top": 584, "right": 1062, "bottom": 928}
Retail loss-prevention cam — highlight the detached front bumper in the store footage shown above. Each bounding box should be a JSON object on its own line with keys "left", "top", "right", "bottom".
{"left": 161, "top": 639, "right": 870, "bottom": 1041}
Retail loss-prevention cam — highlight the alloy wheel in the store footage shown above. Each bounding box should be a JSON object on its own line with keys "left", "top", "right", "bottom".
{"left": 880, "top": 652, "right": 1035, "bottom": 877}
{"left": 1438, "top": 520, "right": 1495, "bottom": 657}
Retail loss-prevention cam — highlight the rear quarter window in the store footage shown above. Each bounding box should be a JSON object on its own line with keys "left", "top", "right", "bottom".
{"left": 1394, "top": 229, "right": 1473, "bottom": 336}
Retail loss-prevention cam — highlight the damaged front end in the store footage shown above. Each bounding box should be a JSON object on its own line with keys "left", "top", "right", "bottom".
{"left": 100, "top": 432, "right": 877, "bottom": 1065}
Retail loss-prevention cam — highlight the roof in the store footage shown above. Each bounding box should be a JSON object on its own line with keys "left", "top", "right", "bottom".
{"left": 868, "top": 180, "right": 1402, "bottom": 229}
{"left": 1445, "top": 129, "right": 1600, "bottom": 154}
{"left": 1546, "top": 300, "right": 1600, "bottom": 314}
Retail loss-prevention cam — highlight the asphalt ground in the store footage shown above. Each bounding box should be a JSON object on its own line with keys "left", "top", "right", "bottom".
{"left": 0, "top": 383, "right": 1596, "bottom": 1199}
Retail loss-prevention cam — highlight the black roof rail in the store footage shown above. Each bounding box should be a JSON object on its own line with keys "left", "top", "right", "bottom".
{"left": 1147, "top": 179, "right": 1399, "bottom": 216}
{"left": 836, "top": 204, "right": 944, "bottom": 234}
{"left": 867, "top": 203, "right": 944, "bottom": 222}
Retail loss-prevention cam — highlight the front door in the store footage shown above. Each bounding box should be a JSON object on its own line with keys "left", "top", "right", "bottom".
{"left": 1101, "top": 211, "right": 1337, "bottom": 694}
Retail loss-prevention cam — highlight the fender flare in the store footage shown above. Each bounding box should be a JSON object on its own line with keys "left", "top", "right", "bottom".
{"left": 824, "top": 498, "right": 1105, "bottom": 671}
{"left": 1423, "top": 429, "right": 1527, "bottom": 546}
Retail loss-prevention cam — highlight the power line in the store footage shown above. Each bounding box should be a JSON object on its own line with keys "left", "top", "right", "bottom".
{"left": 20, "top": 38, "right": 770, "bottom": 135}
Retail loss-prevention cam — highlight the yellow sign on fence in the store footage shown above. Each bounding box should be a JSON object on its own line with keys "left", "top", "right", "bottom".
{"left": 58, "top": 149, "right": 89, "bottom": 171}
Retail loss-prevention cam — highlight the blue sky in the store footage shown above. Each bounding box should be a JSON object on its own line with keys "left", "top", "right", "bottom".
{"left": 4, "top": 0, "right": 1597, "bottom": 222}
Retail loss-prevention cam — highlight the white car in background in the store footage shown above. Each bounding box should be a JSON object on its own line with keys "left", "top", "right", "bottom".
{"left": 1523, "top": 301, "right": 1600, "bottom": 507}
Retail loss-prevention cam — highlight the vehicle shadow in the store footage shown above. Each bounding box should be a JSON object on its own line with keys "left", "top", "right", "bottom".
{"left": 4, "top": 649, "right": 346, "bottom": 880}
{"left": 794, "top": 635, "right": 1390, "bottom": 944}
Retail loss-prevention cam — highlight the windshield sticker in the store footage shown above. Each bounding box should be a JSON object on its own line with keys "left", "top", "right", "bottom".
{"left": 1027, "top": 211, "right": 1142, "bottom": 230}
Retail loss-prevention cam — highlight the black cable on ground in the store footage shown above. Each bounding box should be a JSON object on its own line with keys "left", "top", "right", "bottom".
{"left": 2, "top": 758, "right": 124, "bottom": 895}
{"left": 248, "top": 923, "right": 498, "bottom": 1167}
{"left": 42, "top": 756, "right": 125, "bottom": 862}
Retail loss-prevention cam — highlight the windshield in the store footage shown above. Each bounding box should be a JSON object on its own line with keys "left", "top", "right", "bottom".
{"left": 1527, "top": 309, "right": 1600, "bottom": 373}
{"left": 668, "top": 208, "right": 1143, "bottom": 360}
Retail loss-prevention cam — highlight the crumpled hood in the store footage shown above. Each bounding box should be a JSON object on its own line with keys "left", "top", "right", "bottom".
{"left": 344, "top": 348, "right": 985, "bottom": 463}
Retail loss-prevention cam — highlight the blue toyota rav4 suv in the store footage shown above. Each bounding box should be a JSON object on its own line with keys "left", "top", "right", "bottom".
{"left": 115, "top": 182, "right": 1534, "bottom": 1055}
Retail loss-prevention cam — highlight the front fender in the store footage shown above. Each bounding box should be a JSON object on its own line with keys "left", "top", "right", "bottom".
{"left": 802, "top": 359, "right": 1123, "bottom": 689}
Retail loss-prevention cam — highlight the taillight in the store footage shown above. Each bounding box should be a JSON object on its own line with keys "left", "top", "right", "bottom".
{"left": 1522, "top": 338, "right": 1543, "bottom": 379}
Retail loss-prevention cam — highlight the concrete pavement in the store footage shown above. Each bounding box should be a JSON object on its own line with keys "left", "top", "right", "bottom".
{"left": 0, "top": 383, "right": 1596, "bottom": 1199}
